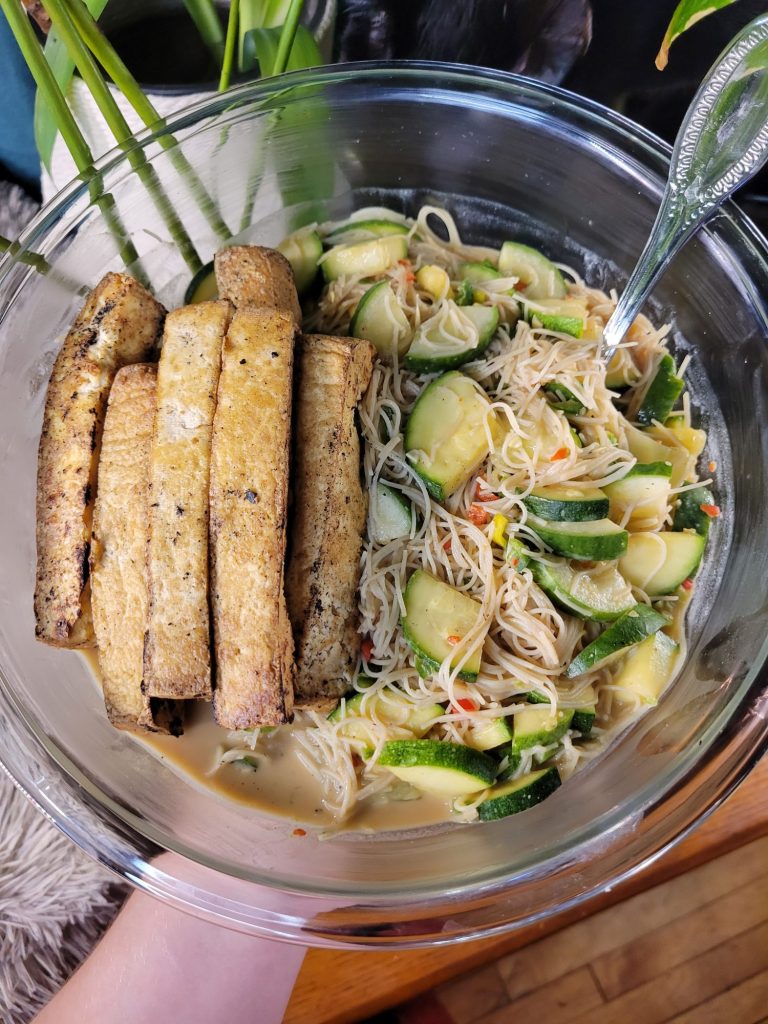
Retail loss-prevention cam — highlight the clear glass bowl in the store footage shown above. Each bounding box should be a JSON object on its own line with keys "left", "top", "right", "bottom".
{"left": 1, "top": 63, "right": 767, "bottom": 948}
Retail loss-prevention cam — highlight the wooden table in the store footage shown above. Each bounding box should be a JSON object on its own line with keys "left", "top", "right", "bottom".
{"left": 286, "top": 755, "right": 768, "bottom": 1023}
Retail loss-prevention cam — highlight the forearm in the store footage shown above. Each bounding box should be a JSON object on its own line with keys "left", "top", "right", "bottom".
{"left": 35, "top": 890, "right": 306, "bottom": 1024}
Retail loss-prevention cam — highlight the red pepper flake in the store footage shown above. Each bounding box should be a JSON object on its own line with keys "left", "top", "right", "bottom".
{"left": 454, "top": 696, "right": 477, "bottom": 712}
{"left": 467, "top": 503, "right": 491, "bottom": 526}
{"left": 361, "top": 636, "right": 374, "bottom": 661}
{"left": 474, "top": 482, "right": 498, "bottom": 502}
{"left": 708, "top": 461, "right": 717, "bottom": 474}
{"left": 551, "top": 447, "right": 569, "bottom": 462}
{"left": 516, "top": 281, "right": 528, "bottom": 291}
{"left": 397, "top": 259, "right": 412, "bottom": 267}
{"left": 682, "top": 579, "right": 694, "bottom": 591}
{"left": 446, "top": 634, "right": 462, "bottom": 647}
{"left": 511, "top": 557, "right": 519, "bottom": 567}
{"left": 442, "top": 537, "right": 453, "bottom": 552}
{"left": 700, "top": 503, "right": 721, "bottom": 518}
{"left": 293, "top": 828, "right": 307, "bottom": 837}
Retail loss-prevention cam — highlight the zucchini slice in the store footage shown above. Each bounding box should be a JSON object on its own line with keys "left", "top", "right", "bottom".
{"left": 329, "top": 687, "right": 443, "bottom": 737}
{"left": 543, "top": 381, "right": 587, "bottom": 415}
{"left": 369, "top": 481, "right": 413, "bottom": 544}
{"left": 673, "top": 484, "right": 715, "bottom": 538}
{"left": 624, "top": 424, "right": 689, "bottom": 487}
{"left": 619, "top": 531, "right": 706, "bottom": 595}
{"left": 404, "top": 303, "right": 499, "bottom": 372}
{"left": 350, "top": 280, "right": 412, "bottom": 361}
{"left": 526, "top": 514, "right": 629, "bottom": 561}
{"left": 636, "top": 354, "right": 685, "bottom": 426}
{"left": 478, "top": 767, "right": 561, "bottom": 820}
{"left": 522, "top": 485, "right": 609, "bottom": 523}
{"left": 466, "top": 716, "right": 514, "bottom": 751}
{"left": 325, "top": 218, "right": 409, "bottom": 246}
{"left": 322, "top": 234, "right": 408, "bottom": 281}
{"left": 531, "top": 558, "right": 635, "bottom": 621}
{"left": 184, "top": 260, "right": 217, "bottom": 304}
{"left": 525, "top": 296, "right": 588, "bottom": 338}
{"left": 511, "top": 705, "right": 574, "bottom": 754}
{"left": 401, "top": 570, "right": 486, "bottom": 681}
{"left": 379, "top": 739, "right": 496, "bottom": 796}
{"left": 405, "top": 371, "right": 500, "bottom": 501}
{"left": 572, "top": 708, "right": 596, "bottom": 735}
{"left": 497, "top": 242, "right": 567, "bottom": 299}
{"left": 566, "top": 603, "right": 668, "bottom": 678}
{"left": 275, "top": 229, "right": 323, "bottom": 295}
{"left": 505, "top": 536, "right": 531, "bottom": 570}
{"left": 649, "top": 420, "right": 707, "bottom": 458}
{"left": 604, "top": 462, "right": 673, "bottom": 525}
{"left": 611, "top": 630, "right": 680, "bottom": 706}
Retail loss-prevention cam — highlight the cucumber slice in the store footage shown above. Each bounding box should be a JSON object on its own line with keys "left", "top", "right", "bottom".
{"left": 566, "top": 604, "right": 668, "bottom": 678}
{"left": 511, "top": 705, "right": 574, "bottom": 753}
{"left": 405, "top": 371, "right": 500, "bottom": 501}
{"left": 526, "top": 515, "right": 629, "bottom": 561}
{"left": 505, "top": 536, "right": 531, "bottom": 570}
{"left": 466, "top": 717, "right": 514, "bottom": 751}
{"left": 379, "top": 739, "right": 496, "bottom": 796}
{"left": 404, "top": 304, "right": 499, "bottom": 372}
{"left": 454, "top": 279, "right": 475, "bottom": 306}
{"left": 624, "top": 424, "right": 689, "bottom": 487}
{"left": 322, "top": 234, "right": 408, "bottom": 282}
{"left": 478, "top": 767, "right": 561, "bottom": 820}
{"left": 401, "top": 570, "right": 486, "bottom": 681}
{"left": 619, "top": 531, "right": 706, "bottom": 595}
{"left": 350, "top": 280, "right": 412, "bottom": 360}
{"left": 459, "top": 261, "right": 502, "bottom": 286}
{"left": 636, "top": 354, "right": 685, "bottom": 426}
{"left": 543, "top": 381, "right": 587, "bottom": 415}
{"left": 611, "top": 630, "right": 680, "bottom": 706}
{"left": 604, "top": 462, "right": 673, "bottom": 525}
{"left": 673, "top": 484, "right": 715, "bottom": 538}
{"left": 325, "top": 218, "right": 409, "bottom": 246}
{"left": 498, "top": 242, "right": 567, "bottom": 299}
{"left": 531, "top": 559, "right": 635, "bottom": 621}
{"left": 275, "top": 229, "right": 322, "bottom": 295}
{"left": 184, "top": 260, "right": 217, "bottom": 304}
{"left": 523, "top": 485, "right": 609, "bottom": 523}
{"left": 369, "top": 481, "right": 413, "bottom": 544}
{"left": 526, "top": 296, "right": 588, "bottom": 338}
{"left": 572, "top": 708, "right": 596, "bottom": 735}
{"left": 329, "top": 688, "right": 442, "bottom": 737}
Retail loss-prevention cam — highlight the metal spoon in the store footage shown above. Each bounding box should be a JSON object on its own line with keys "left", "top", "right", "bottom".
{"left": 602, "top": 12, "right": 768, "bottom": 364}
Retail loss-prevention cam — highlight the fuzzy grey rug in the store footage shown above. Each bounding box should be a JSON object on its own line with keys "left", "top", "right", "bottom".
{"left": 1, "top": 181, "right": 125, "bottom": 1023}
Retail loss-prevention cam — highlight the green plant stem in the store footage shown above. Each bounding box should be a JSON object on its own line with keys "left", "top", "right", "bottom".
{"left": 181, "top": 0, "right": 224, "bottom": 63}
{"left": 0, "top": 0, "right": 145, "bottom": 281}
{"left": 49, "top": 0, "right": 202, "bottom": 273}
{"left": 66, "top": 0, "right": 232, "bottom": 242}
{"left": 219, "top": 0, "right": 240, "bottom": 91}
{"left": 0, "top": 232, "right": 52, "bottom": 273}
{"left": 271, "top": 0, "right": 305, "bottom": 76}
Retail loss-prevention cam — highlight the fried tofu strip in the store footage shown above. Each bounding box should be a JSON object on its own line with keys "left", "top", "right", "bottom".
{"left": 34, "top": 274, "right": 165, "bottom": 647}
{"left": 90, "top": 364, "right": 177, "bottom": 733}
{"left": 210, "top": 307, "right": 297, "bottom": 729}
{"left": 286, "top": 334, "right": 376, "bottom": 709}
{"left": 215, "top": 246, "right": 301, "bottom": 325}
{"left": 143, "top": 300, "right": 232, "bottom": 701}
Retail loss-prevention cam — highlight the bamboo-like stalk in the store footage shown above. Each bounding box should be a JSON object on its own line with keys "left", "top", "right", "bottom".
{"left": 0, "top": 232, "right": 52, "bottom": 274}
{"left": 271, "top": 0, "right": 304, "bottom": 75}
{"left": 181, "top": 0, "right": 224, "bottom": 63}
{"left": 47, "top": 0, "right": 202, "bottom": 273}
{"left": 219, "top": 0, "right": 241, "bottom": 92}
{"left": 65, "top": 0, "right": 232, "bottom": 242}
{"left": 0, "top": 0, "right": 145, "bottom": 280}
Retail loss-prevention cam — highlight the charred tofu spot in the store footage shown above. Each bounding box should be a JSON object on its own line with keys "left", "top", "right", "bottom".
{"left": 240, "top": 359, "right": 246, "bottom": 365}
{"left": 176, "top": 505, "right": 184, "bottom": 516}
{"left": 271, "top": 351, "right": 278, "bottom": 358}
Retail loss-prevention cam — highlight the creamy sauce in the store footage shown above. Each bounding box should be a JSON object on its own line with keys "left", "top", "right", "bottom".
{"left": 80, "top": 651, "right": 453, "bottom": 832}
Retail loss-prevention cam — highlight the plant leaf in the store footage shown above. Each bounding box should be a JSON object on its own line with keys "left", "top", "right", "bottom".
{"left": 33, "top": 0, "right": 110, "bottom": 171}
{"left": 656, "top": 0, "right": 741, "bottom": 70}
{"left": 246, "top": 23, "right": 321, "bottom": 77}
{"left": 239, "top": 0, "right": 293, "bottom": 70}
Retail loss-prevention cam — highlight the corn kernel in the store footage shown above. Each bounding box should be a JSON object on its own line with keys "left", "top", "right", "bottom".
{"left": 492, "top": 513, "right": 509, "bottom": 547}
{"left": 416, "top": 264, "right": 450, "bottom": 299}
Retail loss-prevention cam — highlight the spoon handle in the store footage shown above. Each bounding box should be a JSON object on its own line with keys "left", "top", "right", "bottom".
{"left": 602, "top": 13, "right": 768, "bottom": 364}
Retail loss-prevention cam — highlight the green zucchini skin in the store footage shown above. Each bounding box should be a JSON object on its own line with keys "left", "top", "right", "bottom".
{"left": 526, "top": 515, "right": 629, "bottom": 561}
{"left": 636, "top": 354, "right": 684, "bottom": 426}
{"left": 566, "top": 604, "right": 669, "bottom": 678}
{"left": 673, "top": 484, "right": 715, "bottom": 538}
{"left": 522, "top": 486, "right": 609, "bottom": 523}
{"left": 404, "top": 304, "right": 499, "bottom": 373}
{"left": 478, "top": 767, "right": 561, "bottom": 820}
{"left": 530, "top": 559, "right": 635, "bottom": 622}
